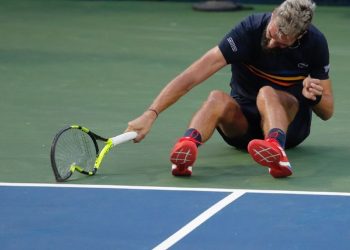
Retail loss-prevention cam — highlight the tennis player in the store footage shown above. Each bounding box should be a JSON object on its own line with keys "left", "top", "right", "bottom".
{"left": 126, "top": 0, "right": 334, "bottom": 178}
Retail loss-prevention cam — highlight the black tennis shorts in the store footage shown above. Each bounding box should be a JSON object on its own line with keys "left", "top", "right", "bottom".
{"left": 217, "top": 95, "right": 312, "bottom": 150}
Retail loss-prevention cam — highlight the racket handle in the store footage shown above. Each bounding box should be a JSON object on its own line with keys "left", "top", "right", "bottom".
{"left": 110, "top": 131, "right": 137, "bottom": 146}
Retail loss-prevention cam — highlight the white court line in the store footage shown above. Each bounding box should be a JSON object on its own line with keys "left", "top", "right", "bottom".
{"left": 152, "top": 191, "right": 245, "bottom": 250}
{"left": 1, "top": 182, "right": 350, "bottom": 248}
{"left": 1, "top": 182, "right": 350, "bottom": 197}
{"left": 2, "top": 182, "right": 350, "bottom": 249}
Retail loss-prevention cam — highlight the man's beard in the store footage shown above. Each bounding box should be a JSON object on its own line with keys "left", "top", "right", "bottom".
{"left": 260, "top": 27, "right": 286, "bottom": 55}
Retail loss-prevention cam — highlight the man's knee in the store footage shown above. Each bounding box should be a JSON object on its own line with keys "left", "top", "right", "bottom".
{"left": 202, "top": 90, "right": 242, "bottom": 122}
{"left": 205, "top": 90, "right": 235, "bottom": 111}
{"left": 257, "top": 86, "right": 298, "bottom": 106}
{"left": 257, "top": 86, "right": 277, "bottom": 101}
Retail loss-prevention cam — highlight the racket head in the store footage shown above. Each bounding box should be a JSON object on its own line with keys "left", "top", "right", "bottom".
{"left": 50, "top": 125, "right": 103, "bottom": 182}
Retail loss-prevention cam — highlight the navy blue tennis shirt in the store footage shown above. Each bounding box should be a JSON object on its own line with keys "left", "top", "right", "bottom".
{"left": 218, "top": 13, "right": 330, "bottom": 102}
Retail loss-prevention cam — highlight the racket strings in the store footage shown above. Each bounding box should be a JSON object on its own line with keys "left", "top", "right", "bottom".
{"left": 54, "top": 129, "right": 97, "bottom": 178}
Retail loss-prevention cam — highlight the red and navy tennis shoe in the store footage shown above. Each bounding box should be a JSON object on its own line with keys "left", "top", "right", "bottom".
{"left": 170, "top": 137, "right": 199, "bottom": 177}
{"left": 247, "top": 138, "right": 293, "bottom": 178}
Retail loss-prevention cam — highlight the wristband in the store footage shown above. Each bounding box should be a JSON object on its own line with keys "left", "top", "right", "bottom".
{"left": 303, "top": 95, "right": 322, "bottom": 106}
{"left": 147, "top": 108, "right": 159, "bottom": 118}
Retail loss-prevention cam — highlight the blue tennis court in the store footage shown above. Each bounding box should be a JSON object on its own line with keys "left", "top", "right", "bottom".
{"left": 1, "top": 183, "right": 349, "bottom": 250}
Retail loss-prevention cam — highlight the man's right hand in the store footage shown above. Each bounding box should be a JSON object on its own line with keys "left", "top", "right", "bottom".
{"left": 125, "top": 109, "right": 158, "bottom": 143}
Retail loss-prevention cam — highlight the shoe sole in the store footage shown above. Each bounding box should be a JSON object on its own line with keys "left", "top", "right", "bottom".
{"left": 170, "top": 141, "right": 197, "bottom": 167}
{"left": 248, "top": 140, "right": 292, "bottom": 178}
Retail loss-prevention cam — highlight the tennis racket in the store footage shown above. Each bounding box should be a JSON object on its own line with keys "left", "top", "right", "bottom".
{"left": 50, "top": 125, "right": 137, "bottom": 182}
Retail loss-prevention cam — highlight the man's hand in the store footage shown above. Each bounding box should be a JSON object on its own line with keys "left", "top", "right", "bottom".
{"left": 125, "top": 110, "right": 157, "bottom": 143}
{"left": 302, "top": 76, "right": 323, "bottom": 101}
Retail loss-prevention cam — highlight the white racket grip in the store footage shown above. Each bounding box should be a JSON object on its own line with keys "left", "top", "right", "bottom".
{"left": 110, "top": 131, "right": 138, "bottom": 146}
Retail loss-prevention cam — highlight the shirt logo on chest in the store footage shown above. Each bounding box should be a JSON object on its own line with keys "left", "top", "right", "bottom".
{"left": 297, "top": 62, "right": 309, "bottom": 69}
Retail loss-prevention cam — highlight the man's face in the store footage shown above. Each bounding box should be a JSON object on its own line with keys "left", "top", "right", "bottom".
{"left": 261, "top": 18, "right": 298, "bottom": 53}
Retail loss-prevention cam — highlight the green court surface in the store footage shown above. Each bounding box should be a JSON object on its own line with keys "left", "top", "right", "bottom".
{"left": 0, "top": 0, "right": 349, "bottom": 192}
